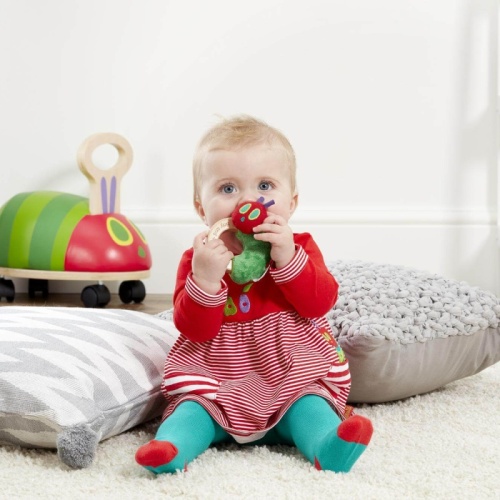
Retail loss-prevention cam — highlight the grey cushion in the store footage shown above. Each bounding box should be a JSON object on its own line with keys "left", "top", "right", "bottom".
{"left": 327, "top": 261, "right": 500, "bottom": 403}
{"left": 0, "top": 307, "right": 178, "bottom": 468}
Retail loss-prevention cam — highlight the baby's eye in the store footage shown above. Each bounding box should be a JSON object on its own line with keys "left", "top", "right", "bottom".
{"left": 221, "top": 184, "right": 235, "bottom": 194}
{"left": 258, "top": 181, "right": 273, "bottom": 191}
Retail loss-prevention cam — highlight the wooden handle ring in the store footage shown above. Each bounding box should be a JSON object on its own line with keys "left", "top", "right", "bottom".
{"left": 207, "top": 218, "right": 234, "bottom": 271}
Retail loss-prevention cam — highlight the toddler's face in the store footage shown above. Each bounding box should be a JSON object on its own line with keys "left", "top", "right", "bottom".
{"left": 196, "top": 144, "right": 298, "bottom": 228}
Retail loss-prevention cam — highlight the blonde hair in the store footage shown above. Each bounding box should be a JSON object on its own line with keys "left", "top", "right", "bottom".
{"left": 193, "top": 115, "right": 297, "bottom": 206}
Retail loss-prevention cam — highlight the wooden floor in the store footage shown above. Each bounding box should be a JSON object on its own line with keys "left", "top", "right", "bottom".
{"left": 0, "top": 293, "right": 173, "bottom": 315}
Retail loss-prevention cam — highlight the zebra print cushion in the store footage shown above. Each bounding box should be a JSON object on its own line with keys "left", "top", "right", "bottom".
{"left": 0, "top": 307, "right": 178, "bottom": 468}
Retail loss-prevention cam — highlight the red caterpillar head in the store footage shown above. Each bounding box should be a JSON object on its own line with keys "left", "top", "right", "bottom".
{"left": 231, "top": 197, "right": 275, "bottom": 234}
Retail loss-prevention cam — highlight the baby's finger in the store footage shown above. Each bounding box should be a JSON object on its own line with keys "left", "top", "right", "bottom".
{"left": 253, "top": 222, "right": 283, "bottom": 235}
{"left": 253, "top": 231, "right": 281, "bottom": 244}
{"left": 193, "top": 231, "right": 209, "bottom": 249}
{"left": 264, "top": 214, "right": 286, "bottom": 225}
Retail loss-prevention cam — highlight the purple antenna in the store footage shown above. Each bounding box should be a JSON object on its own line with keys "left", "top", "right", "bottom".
{"left": 101, "top": 177, "right": 108, "bottom": 213}
{"left": 257, "top": 196, "right": 275, "bottom": 209}
{"left": 110, "top": 176, "right": 117, "bottom": 213}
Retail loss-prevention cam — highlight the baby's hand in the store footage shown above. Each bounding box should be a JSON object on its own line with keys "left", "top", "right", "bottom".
{"left": 252, "top": 215, "right": 295, "bottom": 269}
{"left": 191, "top": 231, "right": 233, "bottom": 294}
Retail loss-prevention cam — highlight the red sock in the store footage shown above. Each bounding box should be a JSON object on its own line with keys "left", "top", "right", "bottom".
{"left": 135, "top": 440, "right": 178, "bottom": 468}
{"left": 337, "top": 415, "right": 373, "bottom": 446}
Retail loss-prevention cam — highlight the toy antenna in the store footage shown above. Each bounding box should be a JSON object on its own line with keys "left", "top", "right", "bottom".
{"left": 77, "top": 132, "right": 133, "bottom": 215}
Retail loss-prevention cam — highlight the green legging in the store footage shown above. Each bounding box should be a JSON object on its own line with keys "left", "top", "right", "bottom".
{"left": 138, "top": 394, "right": 371, "bottom": 474}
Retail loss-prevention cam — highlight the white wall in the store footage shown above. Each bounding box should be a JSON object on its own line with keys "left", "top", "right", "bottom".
{"left": 0, "top": 0, "right": 498, "bottom": 296}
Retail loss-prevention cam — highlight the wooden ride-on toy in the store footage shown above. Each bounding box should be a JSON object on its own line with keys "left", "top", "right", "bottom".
{"left": 0, "top": 133, "right": 152, "bottom": 307}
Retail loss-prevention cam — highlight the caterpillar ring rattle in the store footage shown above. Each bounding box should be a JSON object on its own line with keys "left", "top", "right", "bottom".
{"left": 207, "top": 197, "right": 275, "bottom": 284}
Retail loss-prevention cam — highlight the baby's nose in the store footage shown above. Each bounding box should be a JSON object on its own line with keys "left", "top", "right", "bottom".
{"left": 237, "top": 192, "right": 259, "bottom": 204}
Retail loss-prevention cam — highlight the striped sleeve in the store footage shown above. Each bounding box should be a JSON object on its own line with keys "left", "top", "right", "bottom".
{"left": 185, "top": 273, "right": 228, "bottom": 307}
{"left": 269, "top": 245, "right": 308, "bottom": 284}
{"left": 173, "top": 267, "right": 228, "bottom": 341}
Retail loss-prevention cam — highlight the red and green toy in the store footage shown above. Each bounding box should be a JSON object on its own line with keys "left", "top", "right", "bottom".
{"left": 208, "top": 196, "right": 275, "bottom": 284}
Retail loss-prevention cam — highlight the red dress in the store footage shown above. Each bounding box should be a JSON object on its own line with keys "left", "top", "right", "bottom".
{"left": 162, "top": 233, "right": 351, "bottom": 443}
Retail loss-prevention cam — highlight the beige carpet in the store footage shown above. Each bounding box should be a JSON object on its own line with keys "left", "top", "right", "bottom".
{"left": 1, "top": 363, "right": 498, "bottom": 500}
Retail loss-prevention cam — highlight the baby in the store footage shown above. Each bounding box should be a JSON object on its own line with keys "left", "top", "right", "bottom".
{"left": 136, "top": 115, "right": 373, "bottom": 474}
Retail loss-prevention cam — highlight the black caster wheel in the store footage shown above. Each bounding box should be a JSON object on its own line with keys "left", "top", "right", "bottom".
{"left": 81, "top": 284, "right": 111, "bottom": 308}
{"left": 0, "top": 278, "right": 15, "bottom": 302}
{"left": 28, "top": 279, "right": 49, "bottom": 299}
{"left": 119, "top": 280, "right": 146, "bottom": 304}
